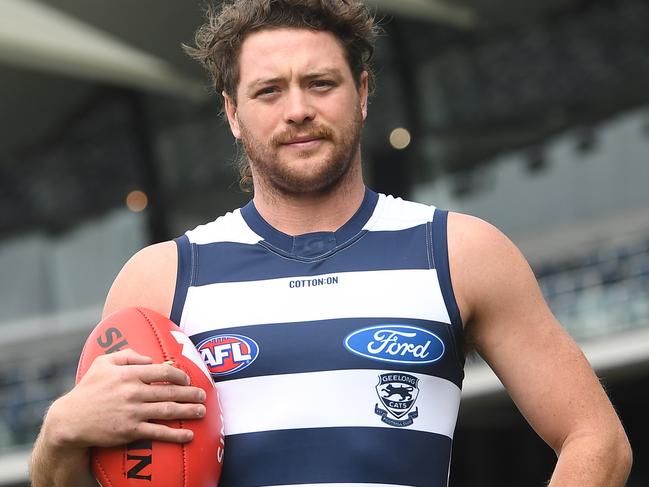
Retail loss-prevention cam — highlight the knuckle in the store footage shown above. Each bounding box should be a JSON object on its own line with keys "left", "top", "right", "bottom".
{"left": 114, "top": 419, "right": 135, "bottom": 438}
{"left": 128, "top": 422, "right": 144, "bottom": 439}
{"left": 164, "top": 385, "right": 176, "bottom": 401}
{"left": 121, "top": 384, "right": 139, "bottom": 402}
{"left": 116, "top": 367, "right": 133, "bottom": 382}
{"left": 157, "top": 366, "right": 168, "bottom": 382}
{"left": 92, "top": 354, "right": 106, "bottom": 364}
{"left": 160, "top": 366, "right": 175, "bottom": 383}
{"left": 162, "top": 402, "right": 176, "bottom": 418}
{"left": 91, "top": 354, "right": 110, "bottom": 370}
{"left": 147, "top": 427, "right": 163, "bottom": 441}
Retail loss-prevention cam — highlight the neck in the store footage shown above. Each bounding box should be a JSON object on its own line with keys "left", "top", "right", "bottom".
{"left": 252, "top": 163, "right": 366, "bottom": 236}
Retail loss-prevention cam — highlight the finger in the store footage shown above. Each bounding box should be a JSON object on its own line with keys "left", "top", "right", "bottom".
{"left": 140, "top": 402, "right": 206, "bottom": 421}
{"left": 139, "top": 384, "right": 206, "bottom": 404}
{"left": 103, "top": 348, "right": 153, "bottom": 366}
{"left": 132, "top": 363, "right": 190, "bottom": 386}
{"left": 134, "top": 422, "right": 195, "bottom": 443}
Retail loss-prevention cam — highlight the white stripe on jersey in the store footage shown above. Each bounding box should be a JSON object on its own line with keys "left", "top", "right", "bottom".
{"left": 217, "top": 369, "right": 461, "bottom": 439}
{"left": 363, "top": 194, "right": 436, "bottom": 232}
{"left": 186, "top": 209, "right": 263, "bottom": 245}
{"left": 180, "top": 268, "right": 451, "bottom": 333}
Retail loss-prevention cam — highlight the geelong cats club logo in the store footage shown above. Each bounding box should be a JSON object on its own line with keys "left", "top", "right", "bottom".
{"left": 375, "top": 373, "right": 420, "bottom": 427}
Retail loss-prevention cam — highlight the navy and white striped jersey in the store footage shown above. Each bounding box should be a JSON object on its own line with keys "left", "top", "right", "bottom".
{"left": 171, "top": 188, "right": 465, "bottom": 487}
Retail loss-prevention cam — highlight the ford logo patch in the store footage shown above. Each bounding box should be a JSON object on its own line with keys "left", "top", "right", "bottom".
{"left": 197, "top": 333, "right": 259, "bottom": 377}
{"left": 344, "top": 325, "right": 444, "bottom": 364}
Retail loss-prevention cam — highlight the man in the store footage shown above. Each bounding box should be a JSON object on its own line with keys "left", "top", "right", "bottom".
{"left": 30, "top": 1, "right": 632, "bottom": 486}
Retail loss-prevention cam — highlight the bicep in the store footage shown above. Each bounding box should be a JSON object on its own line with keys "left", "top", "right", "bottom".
{"left": 449, "top": 214, "right": 616, "bottom": 452}
{"left": 103, "top": 241, "right": 178, "bottom": 319}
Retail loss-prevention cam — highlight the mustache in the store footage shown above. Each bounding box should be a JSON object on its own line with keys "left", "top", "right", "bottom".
{"left": 271, "top": 125, "right": 334, "bottom": 146}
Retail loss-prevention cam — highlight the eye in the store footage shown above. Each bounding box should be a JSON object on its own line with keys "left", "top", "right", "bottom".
{"left": 255, "top": 86, "right": 279, "bottom": 98}
{"left": 311, "top": 79, "right": 335, "bottom": 90}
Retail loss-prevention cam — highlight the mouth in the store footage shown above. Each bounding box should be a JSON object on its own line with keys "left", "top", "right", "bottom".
{"left": 280, "top": 136, "right": 325, "bottom": 149}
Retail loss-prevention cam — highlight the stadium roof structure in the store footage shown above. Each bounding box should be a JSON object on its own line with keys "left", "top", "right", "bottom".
{"left": 1, "top": 0, "right": 649, "bottom": 239}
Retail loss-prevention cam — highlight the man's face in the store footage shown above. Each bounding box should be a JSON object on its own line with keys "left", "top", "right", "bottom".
{"left": 224, "top": 28, "right": 368, "bottom": 196}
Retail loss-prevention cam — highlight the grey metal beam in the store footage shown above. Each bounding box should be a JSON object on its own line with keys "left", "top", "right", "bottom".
{"left": 365, "top": 0, "right": 477, "bottom": 28}
{"left": 0, "top": 0, "right": 205, "bottom": 99}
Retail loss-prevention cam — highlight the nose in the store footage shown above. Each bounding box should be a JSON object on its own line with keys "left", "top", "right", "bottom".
{"left": 284, "top": 88, "right": 315, "bottom": 125}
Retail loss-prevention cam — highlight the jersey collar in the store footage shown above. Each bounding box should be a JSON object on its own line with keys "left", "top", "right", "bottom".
{"left": 240, "top": 187, "right": 379, "bottom": 258}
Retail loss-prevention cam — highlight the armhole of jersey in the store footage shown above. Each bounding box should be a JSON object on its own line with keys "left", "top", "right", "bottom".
{"left": 431, "top": 209, "right": 465, "bottom": 368}
{"left": 170, "top": 234, "right": 192, "bottom": 327}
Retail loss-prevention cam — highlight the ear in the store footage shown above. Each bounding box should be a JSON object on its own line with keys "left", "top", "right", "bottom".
{"left": 359, "top": 71, "right": 369, "bottom": 121}
{"left": 223, "top": 91, "right": 242, "bottom": 139}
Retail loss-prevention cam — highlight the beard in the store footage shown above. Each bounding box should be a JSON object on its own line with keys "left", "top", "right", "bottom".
{"left": 238, "top": 106, "right": 363, "bottom": 197}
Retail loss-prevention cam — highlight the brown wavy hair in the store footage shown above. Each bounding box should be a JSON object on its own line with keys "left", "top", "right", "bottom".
{"left": 184, "top": 0, "right": 381, "bottom": 191}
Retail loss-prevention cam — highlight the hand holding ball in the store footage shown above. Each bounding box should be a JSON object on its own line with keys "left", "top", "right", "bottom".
{"left": 76, "top": 307, "right": 224, "bottom": 486}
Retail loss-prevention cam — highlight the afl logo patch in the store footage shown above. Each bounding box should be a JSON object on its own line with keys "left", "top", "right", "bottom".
{"left": 344, "top": 325, "right": 444, "bottom": 365}
{"left": 196, "top": 334, "right": 259, "bottom": 377}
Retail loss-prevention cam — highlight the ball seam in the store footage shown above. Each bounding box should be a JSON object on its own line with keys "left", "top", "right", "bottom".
{"left": 181, "top": 419, "right": 188, "bottom": 486}
{"left": 136, "top": 307, "right": 188, "bottom": 485}
{"left": 136, "top": 307, "right": 170, "bottom": 361}
{"left": 94, "top": 454, "right": 115, "bottom": 487}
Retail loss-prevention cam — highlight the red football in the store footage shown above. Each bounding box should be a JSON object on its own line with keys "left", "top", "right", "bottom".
{"left": 76, "top": 307, "right": 224, "bottom": 487}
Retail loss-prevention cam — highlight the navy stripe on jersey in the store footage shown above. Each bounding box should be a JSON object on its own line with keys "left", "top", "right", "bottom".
{"left": 170, "top": 234, "right": 192, "bottom": 326}
{"left": 190, "top": 317, "right": 464, "bottom": 388}
{"left": 219, "top": 427, "right": 451, "bottom": 487}
{"left": 190, "top": 225, "right": 432, "bottom": 286}
{"left": 431, "top": 210, "right": 465, "bottom": 368}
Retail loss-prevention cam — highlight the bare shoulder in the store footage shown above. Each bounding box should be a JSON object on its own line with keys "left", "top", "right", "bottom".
{"left": 446, "top": 211, "right": 524, "bottom": 269}
{"left": 103, "top": 241, "right": 178, "bottom": 319}
{"left": 445, "top": 211, "right": 535, "bottom": 330}
{"left": 446, "top": 211, "right": 573, "bottom": 367}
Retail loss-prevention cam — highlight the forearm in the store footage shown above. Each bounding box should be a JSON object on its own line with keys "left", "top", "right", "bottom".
{"left": 547, "top": 429, "right": 632, "bottom": 487}
{"left": 29, "top": 399, "right": 97, "bottom": 487}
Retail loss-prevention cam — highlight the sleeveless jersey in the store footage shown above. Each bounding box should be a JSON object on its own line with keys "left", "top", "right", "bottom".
{"left": 171, "top": 188, "right": 465, "bottom": 487}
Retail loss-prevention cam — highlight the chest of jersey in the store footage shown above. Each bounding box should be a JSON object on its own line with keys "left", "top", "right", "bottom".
{"left": 172, "top": 192, "right": 464, "bottom": 487}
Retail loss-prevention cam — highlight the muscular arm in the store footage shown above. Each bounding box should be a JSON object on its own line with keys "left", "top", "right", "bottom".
{"left": 30, "top": 241, "right": 203, "bottom": 487}
{"left": 448, "top": 213, "right": 632, "bottom": 486}
{"left": 30, "top": 431, "right": 95, "bottom": 487}
{"left": 102, "top": 241, "right": 177, "bottom": 318}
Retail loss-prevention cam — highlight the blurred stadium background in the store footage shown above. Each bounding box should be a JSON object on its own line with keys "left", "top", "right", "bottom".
{"left": 1, "top": 0, "right": 648, "bottom": 485}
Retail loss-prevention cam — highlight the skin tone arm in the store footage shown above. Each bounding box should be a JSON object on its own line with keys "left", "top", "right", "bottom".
{"left": 448, "top": 212, "right": 632, "bottom": 486}
{"left": 30, "top": 242, "right": 206, "bottom": 487}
